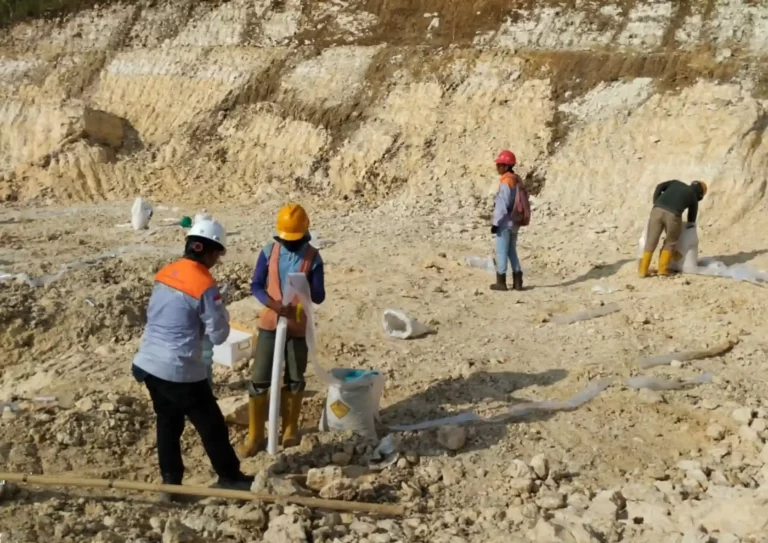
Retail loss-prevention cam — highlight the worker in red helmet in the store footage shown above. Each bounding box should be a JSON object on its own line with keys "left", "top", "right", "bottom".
{"left": 490, "top": 150, "right": 524, "bottom": 291}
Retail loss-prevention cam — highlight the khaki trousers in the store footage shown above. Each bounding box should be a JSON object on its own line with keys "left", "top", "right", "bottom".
{"left": 247, "top": 329, "right": 308, "bottom": 397}
{"left": 644, "top": 207, "right": 683, "bottom": 253}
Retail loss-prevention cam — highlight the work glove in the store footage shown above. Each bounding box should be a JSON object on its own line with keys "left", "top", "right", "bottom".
{"left": 490, "top": 225, "right": 499, "bottom": 234}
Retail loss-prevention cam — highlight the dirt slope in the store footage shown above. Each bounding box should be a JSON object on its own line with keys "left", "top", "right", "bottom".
{"left": 0, "top": 0, "right": 766, "bottom": 233}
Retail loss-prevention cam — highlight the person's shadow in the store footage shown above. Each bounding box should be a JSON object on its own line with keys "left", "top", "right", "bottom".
{"left": 537, "top": 258, "right": 634, "bottom": 288}
{"left": 378, "top": 368, "right": 568, "bottom": 455}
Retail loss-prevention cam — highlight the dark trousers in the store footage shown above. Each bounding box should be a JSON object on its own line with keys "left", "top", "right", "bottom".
{"left": 143, "top": 373, "right": 241, "bottom": 483}
{"left": 248, "top": 329, "right": 309, "bottom": 396}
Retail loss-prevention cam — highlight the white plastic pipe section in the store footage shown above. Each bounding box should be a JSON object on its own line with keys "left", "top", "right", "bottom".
{"left": 267, "top": 316, "right": 288, "bottom": 455}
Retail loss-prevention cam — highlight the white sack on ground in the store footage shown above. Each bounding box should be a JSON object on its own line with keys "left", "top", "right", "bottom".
{"left": 131, "top": 197, "right": 153, "bottom": 231}
{"left": 194, "top": 210, "right": 212, "bottom": 223}
{"left": 382, "top": 309, "right": 432, "bottom": 339}
{"left": 318, "top": 369, "right": 386, "bottom": 439}
{"left": 388, "top": 378, "right": 613, "bottom": 431}
{"left": 465, "top": 255, "right": 496, "bottom": 274}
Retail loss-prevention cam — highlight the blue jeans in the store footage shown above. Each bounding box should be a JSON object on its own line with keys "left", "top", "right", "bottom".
{"left": 495, "top": 227, "right": 522, "bottom": 274}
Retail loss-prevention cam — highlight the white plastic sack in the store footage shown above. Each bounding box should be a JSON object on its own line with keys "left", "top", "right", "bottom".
{"left": 465, "top": 255, "right": 496, "bottom": 274}
{"left": 638, "top": 221, "right": 699, "bottom": 272}
{"left": 691, "top": 258, "right": 768, "bottom": 284}
{"left": 319, "top": 369, "right": 386, "bottom": 439}
{"left": 131, "top": 197, "right": 153, "bottom": 231}
{"left": 382, "top": 309, "right": 431, "bottom": 339}
{"left": 194, "top": 210, "right": 212, "bottom": 224}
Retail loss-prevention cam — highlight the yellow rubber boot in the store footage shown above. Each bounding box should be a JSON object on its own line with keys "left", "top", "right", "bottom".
{"left": 658, "top": 250, "right": 672, "bottom": 276}
{"left": 236, "top": 395, "right": 268, "bottom": 459}
{"left": 281, "top": 389, "right": 304, "bottom": 448}
{"left": 638, "top": 251, "right": 653, "bottom": 278}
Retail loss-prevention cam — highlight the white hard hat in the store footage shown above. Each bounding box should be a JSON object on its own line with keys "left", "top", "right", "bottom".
{"left": 187, "top": 219, "right": 226, "bottom": 249}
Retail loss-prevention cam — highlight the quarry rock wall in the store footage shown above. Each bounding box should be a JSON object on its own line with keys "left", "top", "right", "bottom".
{"left": 0, "top": 0, "right": 766, "bottom": 232}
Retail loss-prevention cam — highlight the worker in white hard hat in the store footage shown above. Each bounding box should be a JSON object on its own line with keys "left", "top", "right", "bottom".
{"left": 131, "top": 219, "right": 253, "bottom": 502}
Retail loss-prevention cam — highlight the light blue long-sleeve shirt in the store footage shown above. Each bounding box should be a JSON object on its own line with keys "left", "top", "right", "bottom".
{"left": 250, "top": 241, "right": 325, "bottom": 306}
{"left": 133, "top": 280, "right": 230, "bottom": 383}
{"left": 493, "top": 178, "right": 518, "bottom": 231}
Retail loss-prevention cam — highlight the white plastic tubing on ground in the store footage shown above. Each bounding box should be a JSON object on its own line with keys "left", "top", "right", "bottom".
{"left": 626, "top": 373, "right": 713, "bottom": 391}
{"left": 388, "top": 372, "right": 714, "bottom": 432}
{"left": 266, "top": 273, "right": 378, "bottom": 455}
{"left": 687, "top": 258, "right": 768, "bottom": 285}
{"left": 0, "top": 245, "right": 173, "bottom": 287}
{"left": 550, "top": 303, "right": 620, "bottom": 325}
{"left": 389, "top": 378, "right": 614, "bottom": 432}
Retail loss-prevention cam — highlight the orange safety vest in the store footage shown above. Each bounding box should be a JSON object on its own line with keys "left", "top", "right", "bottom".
{"left": 258, "top": 243, "right": 317, "bottom": 337}
{"left": 500, "top": 171, "right": 520, "bottom": 188}
{"left": 155, "top": 259, "right": 216, "bottom": 299}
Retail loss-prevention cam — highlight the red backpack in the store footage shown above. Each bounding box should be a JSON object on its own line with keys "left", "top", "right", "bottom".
{"left": 511, "top": 183, "right": 531, "bottom": 227}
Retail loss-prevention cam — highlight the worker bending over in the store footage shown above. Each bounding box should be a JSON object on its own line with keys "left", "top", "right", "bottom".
{"left": 237, "top": 203, "right": 326, "bottom": 458}
{"left": 490, "top": 150, "right": 524, "bottom": 291}
{"left": 639, "top": 180, "right": 707, "bottom": 278}
{"left": 131, "top": 220, "right": 253, "bottom": 501}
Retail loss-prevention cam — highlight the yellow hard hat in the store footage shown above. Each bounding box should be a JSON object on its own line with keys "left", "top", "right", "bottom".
{"left": 693, "top": 180, "right": 708, "bottom": 197}
{"left": 276, "top": 203, "right": 310, "bottom": 241}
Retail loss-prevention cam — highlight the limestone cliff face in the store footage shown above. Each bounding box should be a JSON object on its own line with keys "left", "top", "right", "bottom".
{"left": 0, "top": 0, "right": 766, "bottom": 232}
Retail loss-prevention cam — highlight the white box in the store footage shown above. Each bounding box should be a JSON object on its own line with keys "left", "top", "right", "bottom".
{"left": 212, "top": 328, "right": 254, "bottom": 367}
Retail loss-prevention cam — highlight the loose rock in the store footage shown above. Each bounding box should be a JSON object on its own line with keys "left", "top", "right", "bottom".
{"left": 732, "top": 407, "right": 753, "bottom": 425}
{"left": 530, "top": 454, "right": 550, "bottom": 480}
{"left": 437, "top": 425, "right": 467, "bottom": 451}
{"left": 306, "top": 466, "right": 343, "bottom": 491}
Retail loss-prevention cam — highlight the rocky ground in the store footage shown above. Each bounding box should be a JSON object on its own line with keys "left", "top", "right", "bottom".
{"left": 1, "top": 195, "right": 768, "bottom": 543}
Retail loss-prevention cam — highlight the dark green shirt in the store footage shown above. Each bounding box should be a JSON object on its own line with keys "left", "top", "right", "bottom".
{"left": 653, "top": 180, "right": 698, "bottom": 223}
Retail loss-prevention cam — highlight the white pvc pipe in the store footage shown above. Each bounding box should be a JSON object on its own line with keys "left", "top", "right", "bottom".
{"left": 266, "top": 317, "right": 288, "bottom": 455}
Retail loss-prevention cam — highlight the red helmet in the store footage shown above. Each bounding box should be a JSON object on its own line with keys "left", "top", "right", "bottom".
{"left": 494, "top": 150, "right": 516, "bottom": 166}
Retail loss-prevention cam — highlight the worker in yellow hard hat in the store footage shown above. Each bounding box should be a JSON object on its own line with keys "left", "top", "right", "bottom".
{"left": 639, "top": 180, "right": 708, "bottom": 277}
{"left": 236, "top": 203, "right": 326, "bottom": 458}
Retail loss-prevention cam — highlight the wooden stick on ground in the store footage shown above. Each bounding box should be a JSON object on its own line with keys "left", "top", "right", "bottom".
{"left": 637, "top": 339, "right": 738, "bottom": 369}
{"left": 0, "top": 473, "right": 405, "bottom": 516}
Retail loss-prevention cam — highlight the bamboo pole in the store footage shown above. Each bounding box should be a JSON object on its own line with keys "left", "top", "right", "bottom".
{"left": 0, "top": 473, "right": 405, "bottom": 516}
